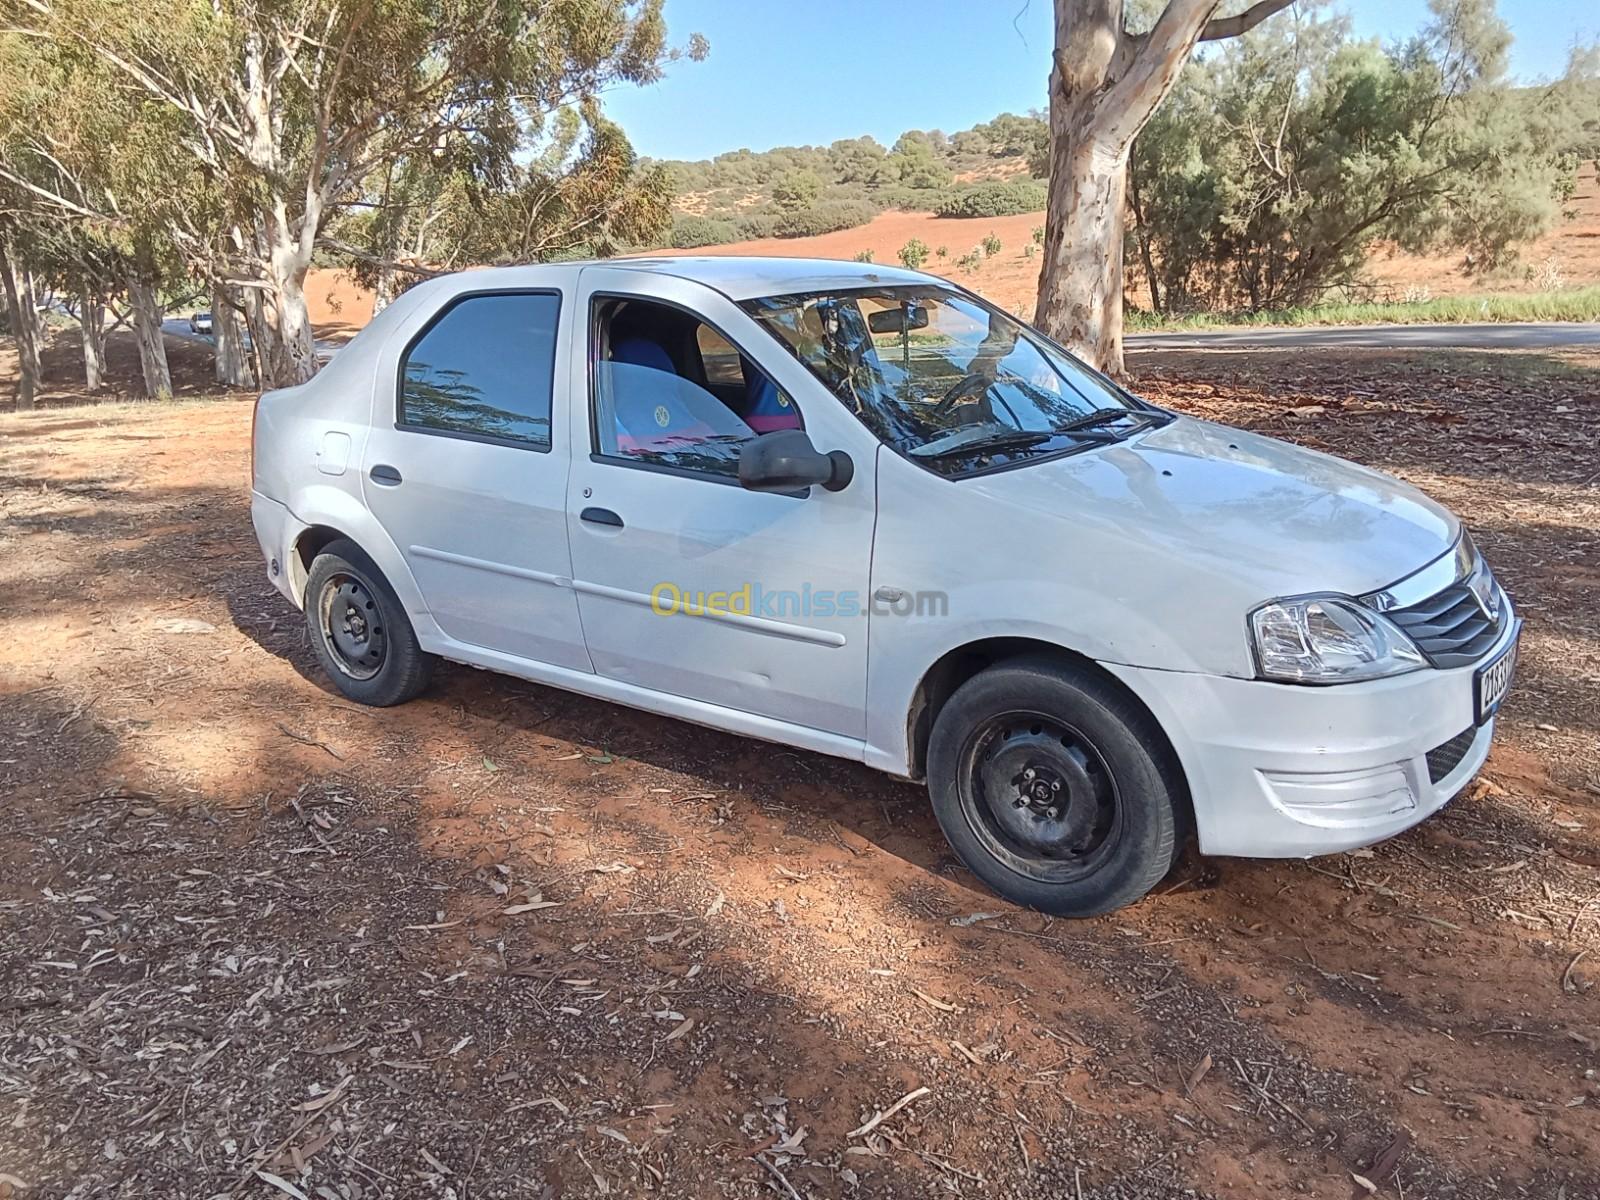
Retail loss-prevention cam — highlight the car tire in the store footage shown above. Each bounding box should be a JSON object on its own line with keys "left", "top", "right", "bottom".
{"left": 304, "top": 538, "right": 435, "bottom": 707}
{"left": 926, "top": 655, "right": 1183, "bottom": 917}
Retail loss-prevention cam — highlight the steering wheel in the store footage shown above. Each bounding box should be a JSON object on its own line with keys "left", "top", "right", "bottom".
{"left": 930, "top": 370, "right": 993, "bottom": 417}
{"left": 931, "top": 368, "right": 1035, "bottom": 417}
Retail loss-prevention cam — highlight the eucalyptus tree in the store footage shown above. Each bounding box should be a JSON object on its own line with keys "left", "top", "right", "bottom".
{"left": 1035, "top": 0, "right": 1296, "bottom": 372}
{"left": 333, "top": 103, "right": 675, "bottom": 311}
{"left": 2, "top": 0, "right": 698, "bottom": 388}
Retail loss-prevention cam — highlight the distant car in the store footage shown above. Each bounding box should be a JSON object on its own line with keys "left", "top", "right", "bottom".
{"left": 190, "top": 311, "right": 213, "bottom": 335}
{"left": 249, "top": 257, "right": 1519, "bottom": 917}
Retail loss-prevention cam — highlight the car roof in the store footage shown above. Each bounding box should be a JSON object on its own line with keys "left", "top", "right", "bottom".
{"left": 445, "top": 256, "right": 937, "bottom": 303}
{"left": 609, "top": 256, "right": 934, "bottom": 301}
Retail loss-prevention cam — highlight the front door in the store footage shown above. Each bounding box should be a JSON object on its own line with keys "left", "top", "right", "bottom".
{"left": 360, "top": 287, "right": 592, "bottom": 672}
{"left": 563, "top": 268, "right": 875, "bottom": 737}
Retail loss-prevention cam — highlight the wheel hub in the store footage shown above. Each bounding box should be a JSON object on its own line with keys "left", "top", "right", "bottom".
{"left": 968, "top": 721, "right": 1118, "bottom": 869}
{"left": 320, "top": 576, "right": 385, "bottom": 680}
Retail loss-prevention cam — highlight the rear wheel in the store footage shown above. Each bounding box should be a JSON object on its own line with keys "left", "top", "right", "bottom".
{"left": 304, "top": 538, "right": 434, "bottom": 706}
{"left": 927, "top": 656, "right": 1182, "bottom": 917}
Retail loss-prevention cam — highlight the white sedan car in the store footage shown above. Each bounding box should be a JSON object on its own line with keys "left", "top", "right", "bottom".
{"left": 249, "top": 257, "right": 1519, "bottom": 915}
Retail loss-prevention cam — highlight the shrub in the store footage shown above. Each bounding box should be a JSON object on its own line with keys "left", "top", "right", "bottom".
{"left": 771, "top": 168, "right": 823, "bottom": 213}
{"left": 981, "top": 233, "right": 1002, "bottom": 257}
{"left": 934, "top": 180, "right": 1049, "bottom": 218}
{"left": 1023, "top": 242, "right": 1036, "bottom": 258}
{"left": 955, "top": 250, "right": 982, "bottom": 273}
{"left": 668, "top": 215, "right": 739, "bottom": 249}
{"left": 935, "top": 245, "right": 948, "bottom": 259}
{"left": 875, "top": 184, "right": 961, "bottom": 213}
{"left": 1031, "top": 225, "right": 1044, "bottom": 245}
{"left": 853, "top": 249, "right": 874, "bottom": 262}
{"left": 734, "top": 213, "right": 781, "bottom": 240}
{"left": 767, "top": 199, "right": 877, "bottom": 238}
{"left": 898, "top": 238, "right": 929, "bottom": 270}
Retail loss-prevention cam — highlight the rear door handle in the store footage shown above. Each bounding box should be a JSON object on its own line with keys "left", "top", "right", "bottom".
{"left": 580, "top": 506, "right": 624, "bottom": 528}
{"left": 369, "top": 464, "right": 403, "bottom": 486}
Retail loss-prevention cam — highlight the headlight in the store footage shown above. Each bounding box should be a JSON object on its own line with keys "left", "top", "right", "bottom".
{"left": 1249, "top": 595, "right": 1425, "bottom": 683}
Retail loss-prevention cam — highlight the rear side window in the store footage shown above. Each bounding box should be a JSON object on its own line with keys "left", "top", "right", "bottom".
{"left": 399, "top": 292, "right": 560, "bottom": 449}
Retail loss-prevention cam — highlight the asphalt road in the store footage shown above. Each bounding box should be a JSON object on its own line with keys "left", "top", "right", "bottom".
{"left": 1127, "top": 321, "right": 1600, "bottom": 351}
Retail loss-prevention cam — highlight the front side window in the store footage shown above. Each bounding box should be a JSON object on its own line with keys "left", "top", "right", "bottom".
{"left": 400, "top": 292, "right": 560, "bottom": 449}
{"left": 741, "top": 285, "right": 1165, "bottom": 475}
{"left": 592, "top": 298, "right": 800, "bottom": 480}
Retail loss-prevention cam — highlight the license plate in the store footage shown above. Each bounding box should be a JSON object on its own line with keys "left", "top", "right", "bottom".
{"left": 1474, "top": 628, "right": 1519, "bottom": 724}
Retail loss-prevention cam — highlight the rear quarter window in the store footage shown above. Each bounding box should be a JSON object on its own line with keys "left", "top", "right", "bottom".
{"left": 399, "top": 292, "right": 560, "bottom": 449}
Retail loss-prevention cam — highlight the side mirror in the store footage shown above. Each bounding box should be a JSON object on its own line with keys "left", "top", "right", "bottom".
{"left": 738, "top": 429, "right": 854, "bottom": 494}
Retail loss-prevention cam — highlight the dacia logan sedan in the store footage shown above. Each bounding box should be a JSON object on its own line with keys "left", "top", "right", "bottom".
{"left": 250, "top": 257, "right": 1520, "bottom": 916}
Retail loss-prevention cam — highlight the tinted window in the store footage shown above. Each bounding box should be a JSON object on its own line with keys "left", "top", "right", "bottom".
{"left": 593, "top": 299, "right": 803, "bottom": 481}
{"left": 400, "top": 293, "right": 559, "bottom": 449}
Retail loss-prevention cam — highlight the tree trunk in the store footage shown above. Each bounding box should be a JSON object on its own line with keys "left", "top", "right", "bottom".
{"left": 250, "top": 192, "right": 320, "bottom": 388}
{"left": 1036, "top": 123, "right": 1131, "bottom": 374}
{"left": 79, "top": 285, "right": 107, "bottom": 391}
{"left": 1127, "top": 160, "right": 1163, "bottom": 315}
{"left": 127, "top": 274, "right": 172, "bottom": 400}
{"left": 242, "top": 285, "right": 268, "bottom": 392}
{"left": 211, "top": 281, "right": 255, "bottom": 389}
{"left": 21, "top": 263, "right": 47, "bottom": 350}
{"left": 256, "top": 257, "right": 318, "bottom": 387}
{"left": 0, "top": 236, "right": 39, "bottom": 410}
{"left": 371, "top": 264, "right": 398, "bottom": 316}
{"left": 1036, "top": 0, "right": 1289, "bottom": 372}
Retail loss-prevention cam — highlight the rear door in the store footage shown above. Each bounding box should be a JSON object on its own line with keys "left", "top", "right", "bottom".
{"left": 360, "top": 285, "right": 592, "bottom": 672}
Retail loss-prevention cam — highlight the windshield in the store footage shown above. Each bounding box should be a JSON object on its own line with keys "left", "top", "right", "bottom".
{"left": 740, "top": 285, "right": 1160, "bottom": 473}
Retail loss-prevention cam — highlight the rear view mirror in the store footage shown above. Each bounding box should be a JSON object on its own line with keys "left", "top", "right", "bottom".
{"left": 867, "top": 304, "right": 929, "bottom": 335}
{"left": 738, "top": 429, "right": 854, "bottom": 494}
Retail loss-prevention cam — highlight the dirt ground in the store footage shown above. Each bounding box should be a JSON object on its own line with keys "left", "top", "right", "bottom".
{"left": 1, "top": 344, "right": 1598, "bottom": 1200}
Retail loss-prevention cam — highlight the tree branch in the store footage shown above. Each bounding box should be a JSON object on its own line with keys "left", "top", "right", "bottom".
{"left": 1199, "top": 0, "right": 1295, "bottom": 42}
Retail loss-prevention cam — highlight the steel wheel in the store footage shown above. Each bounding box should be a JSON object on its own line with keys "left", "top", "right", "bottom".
{"left": 957, "top": 710, "right": 1122, "bottom": 883}
{"left": 317, "top": 572, "right": 386, "bottom": 681}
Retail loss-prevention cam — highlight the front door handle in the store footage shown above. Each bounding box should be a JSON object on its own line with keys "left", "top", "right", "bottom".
{"left": 580, "top": 506, "right": 624, "bottom": 528}
{"left": 369, "top": 464, "right": 403, "bottom": 486}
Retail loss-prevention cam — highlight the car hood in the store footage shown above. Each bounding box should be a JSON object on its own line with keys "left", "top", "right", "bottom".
{"left": 969, "top": 416, "right": 1458, "bottom": 601}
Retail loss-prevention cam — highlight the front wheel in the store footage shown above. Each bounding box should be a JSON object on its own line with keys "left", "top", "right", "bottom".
{"left": 304, "top": 538, "right": 435, "bottom": 707}
{"left": 927, "top": 656, "right": 1183, "bottom": 917}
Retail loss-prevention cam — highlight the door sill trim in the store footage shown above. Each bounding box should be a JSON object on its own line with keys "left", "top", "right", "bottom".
{"left": 423, "top": 633, "right": 867, "bottom": 763}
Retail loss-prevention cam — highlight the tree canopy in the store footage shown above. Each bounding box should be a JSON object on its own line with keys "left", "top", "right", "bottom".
{"left": 1129, "top": 1, "right": 1599, "bottom": 312}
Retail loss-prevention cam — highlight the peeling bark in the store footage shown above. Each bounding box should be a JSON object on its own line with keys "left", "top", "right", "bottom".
{"left": 79, "top": 285, "right": 107, "bottom": 391}
{"left": 211, "top": 281, "right": 255, "bottom": 389}
{"left": 127, "top": 274, "right": 172, "bottom": 400}
{"left": 1036, "top": 0, "right": 1292, "bottom": 372}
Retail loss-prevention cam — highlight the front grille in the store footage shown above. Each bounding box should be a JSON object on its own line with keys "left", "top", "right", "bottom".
{"left": 1385, "top": 577, "right": 1508, "bottom": 668}
{"left": 1426, "top": 726, "right": 1477, "bottom": 784}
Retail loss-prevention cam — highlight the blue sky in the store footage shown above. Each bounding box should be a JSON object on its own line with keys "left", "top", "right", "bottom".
{"left": 606, "top": 0, "right": 1597, "bottom": 161}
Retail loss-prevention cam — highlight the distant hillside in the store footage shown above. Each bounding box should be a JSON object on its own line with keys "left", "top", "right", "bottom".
{"left": 647, "top": 112, "right": 1050, "bottom": 248}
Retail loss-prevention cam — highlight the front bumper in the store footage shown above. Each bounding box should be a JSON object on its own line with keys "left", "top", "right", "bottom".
{"left": 1106, "top": 624, "right": 1514, "bottom": 857}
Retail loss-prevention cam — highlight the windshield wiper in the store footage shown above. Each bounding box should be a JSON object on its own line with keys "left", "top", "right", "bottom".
{"left": 909, "top": 430, "right": 1054, "bottom": 460}
{"left": 1056, "top": 406, "right": 1149, "bottom": 433}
